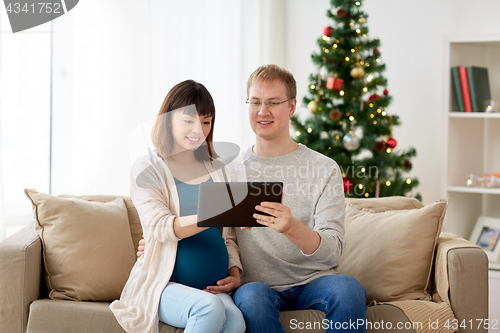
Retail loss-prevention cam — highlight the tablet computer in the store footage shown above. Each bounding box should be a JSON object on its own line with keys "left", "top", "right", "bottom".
{"left": 197, "top": 182, "right": 283, "bottom": 227}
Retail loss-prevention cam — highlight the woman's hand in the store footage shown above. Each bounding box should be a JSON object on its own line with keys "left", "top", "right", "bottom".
{"left": 204, "top": 266, "right": 241, "bottom": 294}
{"left": 137, "top": 236, "right": 145, "bottom": 258}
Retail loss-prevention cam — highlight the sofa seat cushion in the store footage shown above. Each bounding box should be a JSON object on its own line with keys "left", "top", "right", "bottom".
{"left": 279, "top": 305, "right": 415, "bottom": 333}
{"left": 27, "top": 299, "right": 414, "bottom": 333}
{"left": 27, "top": 299, "right": 182, "bottom": 333}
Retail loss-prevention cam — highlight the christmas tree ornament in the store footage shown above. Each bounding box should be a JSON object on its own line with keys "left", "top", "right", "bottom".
{"left": 374, "top": 47, "right": 380, "bottom": 54}
{"left": 368, "top": 93, "right": 381, "bottom": 102}
{"left": 385, "top": 116, "right": 397, "bottom": 147}
{"left": 404, "top": 159, "right": 412, "bottom": 170}
{"left": 329, "top": 109, "right": 342, "bottom": 121}
{"left": 343, "top": 130, "right": 361, "bottom": 151}
{"left": 386, "top": 137, "right": 397, "bottom": 149}
{"left": 374, "top": 141, "right": 386, "bottom": 153}
{"left": 343, "top": 177, "right": 353, "bottom": 193}
{"left": 319, "top": 65, "right": 328, "bottom": 78}
{"left": 337, "top": 8, "right": 347, "bottom": 18}
{"left": 383, "top": 88, "right": 389, "bottom": 95}
{"left": 326, "top": 76, "right": 344, "bottom": 90}
{"left": 318, "top": 59, "right": 328, "bottom": 87}
{"left": 323, "top": 26, "right": 333, "bottom": 37}
{"left": 307, "top": 100, "right": 318, "bottom": 113}
{"left": 350, "top": 62, "right": 365, "bottom": 79}
{"left": 358, "top": 16, "right": 366, "bottom": 24}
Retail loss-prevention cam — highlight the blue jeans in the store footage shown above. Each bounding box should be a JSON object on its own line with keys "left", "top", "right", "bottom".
{"left": 158, "top": 282, "right": 245, "bottom": 333}
{"left": 233, "top": 275, "right": 367, "bottom": 333}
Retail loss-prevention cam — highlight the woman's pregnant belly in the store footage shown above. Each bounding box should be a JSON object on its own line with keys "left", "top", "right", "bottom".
{"left": 170, "top": 227, "right": 229, "bottom": 290}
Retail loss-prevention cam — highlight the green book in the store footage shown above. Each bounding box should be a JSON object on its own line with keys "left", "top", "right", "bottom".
{"left": 466, "top": 66, "right": 491, "bottom": 112}
{"left": 451, "top": 67, "right": 464, "bottom": 112}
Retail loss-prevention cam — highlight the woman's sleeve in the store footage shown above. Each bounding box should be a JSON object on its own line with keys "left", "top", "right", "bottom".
{"left": 130, "top": 158, "right": 180, "bottom": 243}
{"left": 219, "top": 163, "right": 244, "bottom": 275}
{"left": 223, "top": 227, "right": 243, "bottom": 276}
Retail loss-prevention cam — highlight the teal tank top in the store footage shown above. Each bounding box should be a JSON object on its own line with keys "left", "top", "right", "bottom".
{"left": 169, "top": 176, "right": 229, "bottom": 289}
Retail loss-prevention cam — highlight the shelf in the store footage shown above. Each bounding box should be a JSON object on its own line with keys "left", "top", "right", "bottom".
{"left": 490, "top": 263, "right": 500, "bottom": 271}
{"left": 448, "top": 186, "right": 500, "bottom": 195}
{"left": 449, "top": 112, "right": 500, "bottom": 118}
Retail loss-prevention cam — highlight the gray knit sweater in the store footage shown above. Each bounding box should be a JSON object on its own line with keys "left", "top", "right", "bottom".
{"left": 227, "top": 144, "right": 345, "bottom": 291}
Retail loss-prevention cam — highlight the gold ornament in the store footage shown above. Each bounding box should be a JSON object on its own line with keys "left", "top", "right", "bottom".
{"left": 350, "top": 62, "right": 365, "bottom": 79}
{"left": 358, "top": 16, "right": 366, "bottom": 24}
{"left": 307, "top": 100, "right": 318, "bottom": 113}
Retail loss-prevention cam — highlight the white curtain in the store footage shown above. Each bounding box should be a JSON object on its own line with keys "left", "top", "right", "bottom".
{"left": 0, "top": 0, "right": 286, "bottom": 240}
{"left": 0, "top": 9, "right": 51, "bottom": 240}
{"left": 50, "top": 0, "right": 287, "bottom": 196}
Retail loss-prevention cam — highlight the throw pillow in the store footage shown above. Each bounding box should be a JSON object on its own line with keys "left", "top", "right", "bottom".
{"left": 338, "top": 199, "right": 449, "bottom": 303}
{"left": 24, "top": 189, "right": 136, "bottom": 301}
{"left": 345, "top": 196, "right": 424, "bottom": 212}
{"left": 58, "top": 195, "right": 142, "bottom": 254}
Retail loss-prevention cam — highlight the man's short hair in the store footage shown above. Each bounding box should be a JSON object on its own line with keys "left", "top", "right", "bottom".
{"left": 247, "top": 64, "right": 297, "bottom": 100}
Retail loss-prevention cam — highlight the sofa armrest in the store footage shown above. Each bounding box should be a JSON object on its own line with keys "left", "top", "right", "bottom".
{"left": 447, "top": 247, "right": 488, "bottom": 333}
{"left": 0, "top": 223, "right": 43, "bottom": 333}
{"left": 433, "top": 231, "right": 488, "bottom": 333}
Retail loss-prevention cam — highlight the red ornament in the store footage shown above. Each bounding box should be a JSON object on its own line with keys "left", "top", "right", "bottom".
{"left": 343, "top": 177, "right": 353, "bottom": 193}
{"left": 383, "top": 88, "right": 389, "bottom": 95}
{"left": 326, "top": 77, "right": 343, "bottom": 90}
{"left": 337, "top": 8, "right": 347, "bottom": 18}
{"left": 368, "top": 94, "right": 381, "bottom": 102}
{"left": 323, "top": 26, "right": 333, "bottom": 37}
{"left": 386, "top": 138, "right": 397, "bottom": 149}
{"left": 374, "top": 47, "right": 380, "bottom": 54}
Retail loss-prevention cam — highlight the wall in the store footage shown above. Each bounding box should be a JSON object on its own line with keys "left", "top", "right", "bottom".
{"left": 285, "top": 0, "right": 500, "bottom": 204}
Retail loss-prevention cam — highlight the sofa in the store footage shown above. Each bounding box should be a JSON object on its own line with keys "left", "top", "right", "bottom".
{"left": 0, "top": 193, "right": 489, "bottom": 333}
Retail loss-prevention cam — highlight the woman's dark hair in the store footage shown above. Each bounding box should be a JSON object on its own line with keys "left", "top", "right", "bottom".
{"left": 151, "top": 80, "right": 217, "bottom": 161}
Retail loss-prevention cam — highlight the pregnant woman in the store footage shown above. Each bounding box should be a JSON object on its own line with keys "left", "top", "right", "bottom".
{"left": 110, "top": 80, "right": 245, "bottom": 333}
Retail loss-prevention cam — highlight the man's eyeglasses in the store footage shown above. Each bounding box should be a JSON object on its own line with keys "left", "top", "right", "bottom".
{"left": 246, "top": 98, "right": 294, "bottom": 109}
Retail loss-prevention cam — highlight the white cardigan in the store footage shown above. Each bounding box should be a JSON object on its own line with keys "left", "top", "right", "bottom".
{"left": 109, "top": 151, "right": 241, "bottom": 333}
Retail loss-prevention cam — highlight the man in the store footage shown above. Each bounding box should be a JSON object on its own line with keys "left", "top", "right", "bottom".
{"left": 139, "top": 65, "right": 367, "bottom": 332}
{"left": 207, "top": 64, "right": 367, "bottom": 332}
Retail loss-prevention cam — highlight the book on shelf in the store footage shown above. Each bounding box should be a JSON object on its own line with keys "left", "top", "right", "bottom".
{"left": 459, "top": 66, "right": 472, "bottom": 112}
{"left": 451, "top": 67, "right": 465, "bottom": 112}
{"left": 467, "top": 66, "right": 491, "bottom": 112}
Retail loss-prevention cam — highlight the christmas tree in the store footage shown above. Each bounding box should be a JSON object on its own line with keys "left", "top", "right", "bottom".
{"left": 291, "top": 0, "right": 421, "bottom": 200}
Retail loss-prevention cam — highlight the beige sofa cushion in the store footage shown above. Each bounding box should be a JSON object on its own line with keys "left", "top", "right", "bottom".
{"left": 345, "top": 196, "right": 424, "bottom": 212}
{"left": 24, "top": 189, "right": 136, "bottom": 301}
{"left": 59, "top": 195, "right": 142, "bottom": 253}
{"left": 338, "top": 199, "right": 448, "bottom": 303}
